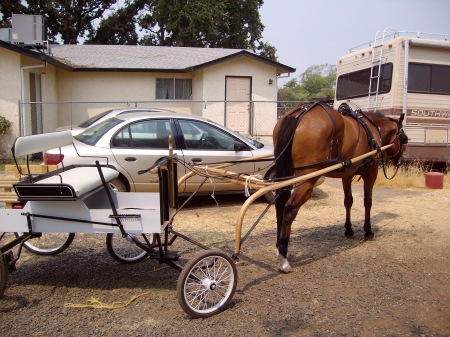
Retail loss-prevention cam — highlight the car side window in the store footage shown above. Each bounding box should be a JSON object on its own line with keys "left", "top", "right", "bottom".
{"left": 112, "top": 119, "right": 172, "bottom": 148}
{"left": 178, "top": 120, "right": 245, "bottom": 150}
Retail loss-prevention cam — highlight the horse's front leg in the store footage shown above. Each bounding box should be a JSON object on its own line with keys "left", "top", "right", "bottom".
{"left": 342, "top": 178, "right": 354, "bottom": 237}
{"left": 276, "top": 183, "right": 315, "bottom": 273}
{"left": 362, "top": 166, "right": 378, "bottom": 240}
{"left": 275, "top": 188, "right": 291, "bottom": 251}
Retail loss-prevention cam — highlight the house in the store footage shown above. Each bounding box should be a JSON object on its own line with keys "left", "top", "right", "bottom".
{"left": 0, "top": 40, "right": 295, "bottom": 159}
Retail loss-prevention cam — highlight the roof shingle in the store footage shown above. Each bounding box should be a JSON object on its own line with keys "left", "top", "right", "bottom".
{"left": 50, "top": 45, "right": 249, "bottom": 70}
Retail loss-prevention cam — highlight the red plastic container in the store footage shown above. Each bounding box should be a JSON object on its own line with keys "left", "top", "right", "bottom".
{"left": 425, "top": 172, "right": 444, "bottom": 189}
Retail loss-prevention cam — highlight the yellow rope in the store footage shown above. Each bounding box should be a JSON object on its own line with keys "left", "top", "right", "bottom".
{"left": 64, "top": 292, "right": 149, "bottom": 309}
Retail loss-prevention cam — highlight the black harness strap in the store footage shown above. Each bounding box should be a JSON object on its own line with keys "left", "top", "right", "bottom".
{"left": 357, "top": 111, "right": 382, "bottom": 152}
{"left": 287, "top": 103, "right": 384, "bottom": 173}
{"left": 288, "top": 103, "right": 341, "bottom": 171}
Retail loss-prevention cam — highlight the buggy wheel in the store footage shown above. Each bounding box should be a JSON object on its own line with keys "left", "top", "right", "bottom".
{"left": 106, "top": 233, "right": 153, "bottom": 264}
{"left": 0, "top": 254, "right": 8, "bottom": 299}
{"left": 14, "top": 232, "right": 75, "bottom": 256}
{"left": 177, "top": 250, "right": 237, "bottom": 318}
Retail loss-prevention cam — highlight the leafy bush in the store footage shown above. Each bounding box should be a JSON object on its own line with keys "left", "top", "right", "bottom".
{"left": 0, "top": 115, "right": 11, "bottom": 136}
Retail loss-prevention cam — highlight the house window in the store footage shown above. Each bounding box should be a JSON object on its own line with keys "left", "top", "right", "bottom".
{"left": 336, "top": 63, "right": 393, "bottom": 100}
{"left": 408, "top": 63, "right": 450, "bottom": 95}
{"left": 156, "top": 78, "right": 192, "bottom": 99}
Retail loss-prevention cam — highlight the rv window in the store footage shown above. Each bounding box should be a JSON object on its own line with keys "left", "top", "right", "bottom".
{"left": 409, "top": 63, "right": 450, "bottom": 95}
{"left": 336, "top": 63, "right": 393, "bottom": 100}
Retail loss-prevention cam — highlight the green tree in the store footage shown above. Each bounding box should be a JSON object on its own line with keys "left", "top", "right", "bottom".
{"left": 0, "top": 0, "right": 116, "bottom": 44}
{"left": 279, "top": 64, "right": 336, "bottom": 101}
{"left": 138, "top": 0, "right": 265, "bottom": 49}
{"left": 256, "top": 41, "right": 277, "bottom": 62}
{"left": 2, "top": 0, "right": 277, "bottom": 59}
{"left": 88, "top": 0, "right": 276, "bottom": 59}
{"left": 86, "top": 1, "right": 142, "bottom": 45}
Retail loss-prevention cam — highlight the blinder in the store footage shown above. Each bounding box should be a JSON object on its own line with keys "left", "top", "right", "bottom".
{"left": 389, "top": 115, "right": 408, "bottom": 167}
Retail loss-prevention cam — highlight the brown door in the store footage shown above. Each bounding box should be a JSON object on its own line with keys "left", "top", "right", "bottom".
{"left": 225, "top": 77, "right": 251, "bottom": 134}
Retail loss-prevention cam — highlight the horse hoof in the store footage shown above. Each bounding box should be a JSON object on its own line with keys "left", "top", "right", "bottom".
{"left": 278, "top": 256, "right": 293, "bottom": 273}
{"left": 364, "top": 232, "right": 375, "bottom": 240}
{"left": 344, "top": 230, "right": 354, "bottom": 238}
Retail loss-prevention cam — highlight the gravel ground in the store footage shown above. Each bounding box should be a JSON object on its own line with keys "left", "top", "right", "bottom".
{"left": 0, "top": 179, "right": 449, "bottom": 337}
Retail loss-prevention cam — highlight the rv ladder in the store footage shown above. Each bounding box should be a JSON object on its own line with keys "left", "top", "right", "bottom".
{"left": 367, "top": 28, "right": 397, "bottom": 112}
{"left": 367, "top": 34, "right": 385, "bottom": 111}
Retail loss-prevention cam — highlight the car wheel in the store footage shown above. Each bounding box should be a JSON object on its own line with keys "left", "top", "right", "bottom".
{"left": 108, "top": 178, "right": 127, "bottom": 192}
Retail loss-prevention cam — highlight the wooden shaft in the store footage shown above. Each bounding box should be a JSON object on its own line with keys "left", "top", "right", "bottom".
{"left": 177, "top": 153, "right": 274, "bottom": 187}
{"left": 233, "top": 144, "right": 394, "bottom": 255}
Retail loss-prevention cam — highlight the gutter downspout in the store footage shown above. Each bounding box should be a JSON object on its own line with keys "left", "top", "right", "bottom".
{"left": 20, "top": 62, "right": 47, "bottom": 136}
{"left": 402, "top": 40, "right": 409, "bottom": 129}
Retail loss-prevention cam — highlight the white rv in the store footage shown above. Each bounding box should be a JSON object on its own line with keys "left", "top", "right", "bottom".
{"left": 334, "top": 29, "right": 450, "bottom": 162}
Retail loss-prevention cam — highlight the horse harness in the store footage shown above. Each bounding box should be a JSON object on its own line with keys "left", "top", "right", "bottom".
{"left": 285, "top": 102, "right": 383, "bottom": 173}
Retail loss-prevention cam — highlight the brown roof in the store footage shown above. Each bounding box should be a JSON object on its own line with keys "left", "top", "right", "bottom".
{"left": 0, "top": 41, "right": 295, "bottom": 74}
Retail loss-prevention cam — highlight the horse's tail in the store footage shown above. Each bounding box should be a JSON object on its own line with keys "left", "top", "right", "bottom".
{"left": 274, "top": 114, "right": 298, "bottom": 179}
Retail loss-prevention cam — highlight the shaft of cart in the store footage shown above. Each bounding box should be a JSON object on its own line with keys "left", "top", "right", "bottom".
{"left": 177, "top": 144, "right": 393, "bottom": 259}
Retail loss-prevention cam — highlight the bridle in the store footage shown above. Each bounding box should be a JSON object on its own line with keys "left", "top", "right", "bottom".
{"left": 380, "top": 115, "right": 408, "bottom": 179}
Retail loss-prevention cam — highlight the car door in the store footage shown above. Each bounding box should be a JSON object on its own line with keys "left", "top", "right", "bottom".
{"left": 176, "top": 119, "right": 256, "bottom": 193}
{"left": 110, "top": 118, "right": 186, "bottom": 192}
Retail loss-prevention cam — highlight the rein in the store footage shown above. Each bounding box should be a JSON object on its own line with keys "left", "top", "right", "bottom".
{"left": 378, "top": 122, "right": 405, "bottom": 180}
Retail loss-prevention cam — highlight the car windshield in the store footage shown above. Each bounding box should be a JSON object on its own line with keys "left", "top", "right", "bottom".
{"left": 75, "top": 118, "right": 122, "bottom": 145}
{"left": 78, "top": 109, "right": 114, "bottom": 128}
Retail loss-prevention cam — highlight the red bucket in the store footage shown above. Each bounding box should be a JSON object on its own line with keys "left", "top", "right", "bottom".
{"left": 425, "top": 172, "right": 444, "bottom": 189}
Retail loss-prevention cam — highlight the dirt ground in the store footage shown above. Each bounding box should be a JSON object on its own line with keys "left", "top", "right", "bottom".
{"left": 0, "top": 179, "right": 449, "bottom": 337}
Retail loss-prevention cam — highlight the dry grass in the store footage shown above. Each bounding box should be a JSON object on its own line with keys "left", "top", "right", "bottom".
{"left": 374, "top": 161, "right": 449, "bottom": 189}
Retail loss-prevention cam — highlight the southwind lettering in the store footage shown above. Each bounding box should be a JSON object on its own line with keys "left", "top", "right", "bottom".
{"left": 410, "top": 109, "right": 450, "bottom": 118}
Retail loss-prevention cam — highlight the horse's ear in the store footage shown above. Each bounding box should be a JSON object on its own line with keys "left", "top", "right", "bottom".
{"left": 398, "top": 113, "right": 405, "bottom": 126}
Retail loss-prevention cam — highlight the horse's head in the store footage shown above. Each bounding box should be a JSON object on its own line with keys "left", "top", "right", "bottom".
{"left": 382, "top": 114, "right": 408, "bottom": 166}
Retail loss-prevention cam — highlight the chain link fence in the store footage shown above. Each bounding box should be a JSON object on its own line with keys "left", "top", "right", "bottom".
{"left": 18, "top": 100, "right": 309, "bottom": 140}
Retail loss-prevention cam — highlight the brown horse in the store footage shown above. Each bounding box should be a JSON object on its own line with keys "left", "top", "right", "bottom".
{"left": 273, "top": 102, "right": 408, "bottom": 272}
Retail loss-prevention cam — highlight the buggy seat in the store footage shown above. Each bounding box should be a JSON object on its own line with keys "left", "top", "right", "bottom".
{"left": 12, "top": 131, "right": 119, "bottom": 201}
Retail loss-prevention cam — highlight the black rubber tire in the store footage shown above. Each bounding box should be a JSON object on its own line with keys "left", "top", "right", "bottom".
{"left": 106, "top": 233, "right": 153, "bottom": 264}
{"left": 0, "top": 254, "right": 8, "bottom": 299}
{"left": 14, "top": 232, "right": 75, "bottom": 256}
{"left": 176, "top": 250, "right": 238, "bottom": 318}
{"left": 108, "top": 178, "right": 127, "bottom": 192}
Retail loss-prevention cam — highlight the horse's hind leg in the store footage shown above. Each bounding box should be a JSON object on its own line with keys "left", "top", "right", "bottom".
{"left": 275, "top": 188, "right": 292, "bottom": 272}
{"left": 342, "top": 178, "right": 354, "bottom": 237}
{"left": 275, "top": 188, "right": 291, "bottom": 250}
{"left": 362, "top": 166, "right": 378, "bottom": 240}
{"left": 276, "top": 181, "right": 316, "bottom": 273}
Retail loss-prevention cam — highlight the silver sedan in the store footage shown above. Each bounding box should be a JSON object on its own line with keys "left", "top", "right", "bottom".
{"left": 45, "top": 111, "right": 275, "bottom": 198}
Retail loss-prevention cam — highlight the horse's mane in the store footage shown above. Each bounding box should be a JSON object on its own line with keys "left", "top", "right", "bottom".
{"left": 368, "top": 110, "right": 396, "bottom": 122}
{"left": 274, "top": 111, "right": 300, "bottom": 179}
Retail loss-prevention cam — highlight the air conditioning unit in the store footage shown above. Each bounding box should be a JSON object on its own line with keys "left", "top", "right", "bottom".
{"left": 11, "top": 14, "right": 47, "bottom": 45}
{"left": 0, "top": 28, "right": 12, "bottom": 42}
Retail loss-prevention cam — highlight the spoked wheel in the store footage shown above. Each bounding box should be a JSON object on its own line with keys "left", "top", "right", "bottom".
{"left": 106, "top": 233, "right": 154, "bottom": 264}
{"left": 14, "top": 232, "right": 75, "bottom": 256}
{"left": 0, "top": 254, "right": 8, "bottom": 299}
{"left": 176, "top": 250, "right": 238, "bottom": 318}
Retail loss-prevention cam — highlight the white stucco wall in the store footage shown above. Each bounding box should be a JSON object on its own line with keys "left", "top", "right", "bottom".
{"left": 0, "top": 48, "right": 60, "bottom": 157}
{"left": 201, "top": 56, "right": 278, "bottom": 136}
{"left": 0, "top": 49, "right": 21, "bottom": 158}
{"left": 1, "top": 46, "right": 285, "bottom": 159}
{"left": 55, "top": 70, "right": 199, "bottom": 125}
